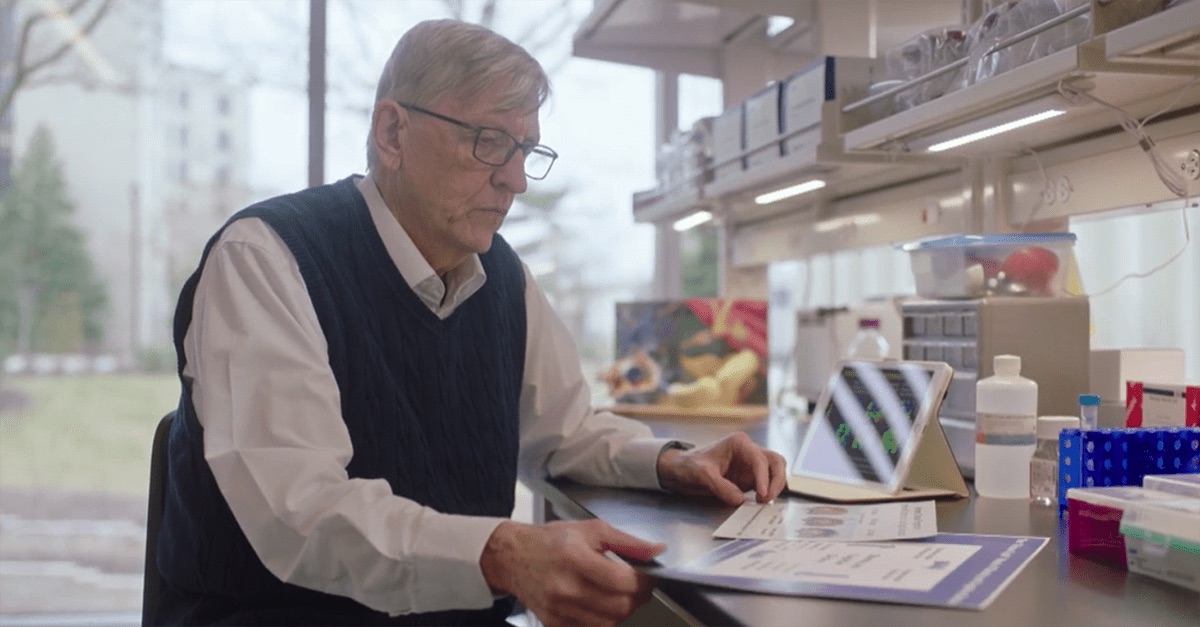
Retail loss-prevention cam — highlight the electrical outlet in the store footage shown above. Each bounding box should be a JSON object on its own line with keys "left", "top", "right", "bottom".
{"left": 1042, "top": 180, "right": 1057, "bottom": 205}
{"left": 1055, "top": 176, "right": 1072, "bottom": 204}
{"left": 1182, "top": 150, "right": 1200, "bottom": 181}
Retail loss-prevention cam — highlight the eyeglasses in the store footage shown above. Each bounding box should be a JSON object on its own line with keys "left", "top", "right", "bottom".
{"left": 397, "top": 102, "right": 558, "bottom": 180}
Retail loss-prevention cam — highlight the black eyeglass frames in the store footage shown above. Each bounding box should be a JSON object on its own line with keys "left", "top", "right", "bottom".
{"left": 397, "top": 102, "right": 557, "bottom": 180}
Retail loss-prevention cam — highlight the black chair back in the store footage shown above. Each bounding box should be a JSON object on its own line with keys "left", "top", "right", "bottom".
{"left": 142, "top": 411, "right": 174, "bottom": 626}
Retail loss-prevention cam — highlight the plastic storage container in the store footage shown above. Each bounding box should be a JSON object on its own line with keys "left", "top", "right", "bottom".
{"left": 975, "top": 354, "right": 1038, "bottom": 498}
{"left": 899, "top": 232, "right": 1077, "bottom": 299}
{"left": 1120, "top": 498, "right": 1200, "bottom": 591}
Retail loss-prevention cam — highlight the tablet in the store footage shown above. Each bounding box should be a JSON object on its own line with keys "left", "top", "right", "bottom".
{"left": 788, "top": 359, "right": 963, "bottom": 501}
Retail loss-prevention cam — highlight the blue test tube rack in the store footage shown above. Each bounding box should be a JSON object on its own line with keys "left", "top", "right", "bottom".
{"left": 1056, "top": 426, "right": 1200, "bottom": 516}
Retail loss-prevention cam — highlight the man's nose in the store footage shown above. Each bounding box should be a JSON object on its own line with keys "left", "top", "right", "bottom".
{"left": 492, "top": 150, "right": 528, "bottom": 194}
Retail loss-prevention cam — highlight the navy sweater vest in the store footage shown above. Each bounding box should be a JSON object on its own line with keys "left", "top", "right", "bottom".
{"left": 157, "top": 177, "right": 525, "bottom": 625}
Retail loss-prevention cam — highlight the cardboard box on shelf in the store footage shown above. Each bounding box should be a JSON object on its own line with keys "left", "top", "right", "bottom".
{"left": 744, "top": 83, "right": 782, "bottom": 169}
{"left": 711, "top": 105, "right": 745, "bottom": 181}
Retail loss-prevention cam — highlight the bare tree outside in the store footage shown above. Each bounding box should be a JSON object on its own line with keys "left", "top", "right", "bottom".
{"left": 0, "top": 0, "right": 116, "bottom": 119}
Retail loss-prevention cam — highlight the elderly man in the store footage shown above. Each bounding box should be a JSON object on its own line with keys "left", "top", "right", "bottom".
{"left": 156, "top": 18, "right": 786, "bottom": 626}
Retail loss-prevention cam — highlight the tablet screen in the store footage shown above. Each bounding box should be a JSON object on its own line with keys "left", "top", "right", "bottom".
{"left": 793, "top": 360, "right": 950, "bottom": 491}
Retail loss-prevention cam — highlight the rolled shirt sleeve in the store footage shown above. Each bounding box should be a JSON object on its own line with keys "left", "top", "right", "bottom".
{"left": 516, "top": 264, "right": 682, "bottom": 490}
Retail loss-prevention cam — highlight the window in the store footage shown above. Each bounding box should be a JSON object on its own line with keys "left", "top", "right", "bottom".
{"left": 217, "top": 130, "right": 230, "bottom": 152}
{"left": 179, "top": 89, "right": 188, "bottom": 108}
{"left": 217, "top": 95, "right": 230, "bottom": 116}
{"left": 179, "top": 126, "right": 188, "bottom": 148}
{"left": 179, "top": 161, "right": 188, "bottom": 182}
{"left": 215, "top": 165, "right": 229, "bottom": 187}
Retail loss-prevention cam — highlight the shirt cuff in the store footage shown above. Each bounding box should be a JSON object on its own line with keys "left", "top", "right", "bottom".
{"left": 408, "top": 512, "right": 507, "bottom": 614}
{"left": 616, "top": 438, "right": 695, "bottom": 491}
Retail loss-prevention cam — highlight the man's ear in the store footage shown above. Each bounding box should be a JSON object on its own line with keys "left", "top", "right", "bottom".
{"left": 371, "top": 100, "right": 407, "bottom": 170}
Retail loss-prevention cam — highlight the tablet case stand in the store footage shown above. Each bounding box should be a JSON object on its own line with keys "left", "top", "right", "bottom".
{"left": 787, "top": 411, "right": 970, "bottom": 503}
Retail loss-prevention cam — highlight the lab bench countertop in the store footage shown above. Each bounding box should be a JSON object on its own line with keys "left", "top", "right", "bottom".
{"left": 524, "top": 414, "right": 1200, "bottom": 627}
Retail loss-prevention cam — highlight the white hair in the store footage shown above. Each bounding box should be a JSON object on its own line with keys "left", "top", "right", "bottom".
{"left": 366, "top": 19, "right": 551, "bottom": 170}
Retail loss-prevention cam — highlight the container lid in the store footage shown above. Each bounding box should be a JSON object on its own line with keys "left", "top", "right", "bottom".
{"left": 1066, "top": 486, "right": 1185, "bottom": 508}
{"left": 1079, "top": 394, "right": 1101, "bottom": 406}
{"left": 1120, "top": 499, "right": 1200, "bottom": 544}
{"left": 1038, "top": 415, "right": 1080, "bottom": 438}
{"left": 897, "top": 232, "right": 1076, "bottom": 252}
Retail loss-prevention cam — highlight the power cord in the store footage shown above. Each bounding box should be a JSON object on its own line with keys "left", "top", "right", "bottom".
{"left": 1014, "top": 146, "right": 1051, "bottom": 229}
{"left": 1057, "top": 79, "right": 1198, "bottom": 198}
{"left": 1053, "top": 79, "right": 1198, "bottom": 298}
{"left": 1086, "top": 201, "right": 1194, "bottom": 299}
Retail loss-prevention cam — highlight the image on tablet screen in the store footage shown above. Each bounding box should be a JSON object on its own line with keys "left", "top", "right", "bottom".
{"left": 795, "top": 361, "right": 937, "bottom": 488}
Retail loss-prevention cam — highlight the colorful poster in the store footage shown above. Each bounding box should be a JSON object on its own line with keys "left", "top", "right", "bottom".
{"left": 602, "top": 299, "right": 769, "bottom": 408}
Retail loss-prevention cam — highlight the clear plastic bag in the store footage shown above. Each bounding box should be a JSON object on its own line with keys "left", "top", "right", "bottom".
{"left": 966, "top": 0, "right": 1061, "bottom": 86}
{"left": 882, "top": 25, "right": 968, "bottom": 111}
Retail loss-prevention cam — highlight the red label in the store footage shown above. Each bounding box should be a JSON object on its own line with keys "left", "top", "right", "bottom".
{"left": 1126, "top": 382, "right": 1143, "bottom": 427}
{"left": 1187, "top": 386, "right": 1199, "bottom": 427}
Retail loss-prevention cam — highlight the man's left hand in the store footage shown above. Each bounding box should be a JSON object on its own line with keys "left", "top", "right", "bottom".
{"left": 656, "top": 433, "right": 787, "bottom": 506}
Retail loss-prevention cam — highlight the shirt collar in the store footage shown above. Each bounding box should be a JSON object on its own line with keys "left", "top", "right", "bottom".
{"left": 354, "top": 174, "right": 486, "bottom": 315}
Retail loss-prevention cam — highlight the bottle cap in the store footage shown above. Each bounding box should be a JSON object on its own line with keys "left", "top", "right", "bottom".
{"left": 1037, "top": 415, "right": 1080, "bottom": 438}
{"left": 858, "top": 318, "right": 880, "bottom": 328}
{"left": 993, "top": 354, "right": 1021, "bottom": 376}
{"left": 1079, "top": 394, "right": 1101, "bottom": 406}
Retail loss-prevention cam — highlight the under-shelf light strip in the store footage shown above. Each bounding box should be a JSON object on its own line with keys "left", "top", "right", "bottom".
{"left": 926, "top": 109, "right": 1065, "bottom": 153}
{"left": 672, "top": 210, "right": 713, "bottom": 232}
{"left": 754, "top": 179, "right": 826, "bottom": 205}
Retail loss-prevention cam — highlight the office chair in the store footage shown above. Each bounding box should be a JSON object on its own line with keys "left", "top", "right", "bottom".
{"left": 142, "top": 411, "right": 174, "bottom": 627}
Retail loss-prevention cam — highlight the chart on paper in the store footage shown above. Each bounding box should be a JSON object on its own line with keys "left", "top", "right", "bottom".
{"left": 702, "top": 538, "right": 977, "bottom": 591}
{"left": 713, "top": 500, "right": 938, "bottom": 542}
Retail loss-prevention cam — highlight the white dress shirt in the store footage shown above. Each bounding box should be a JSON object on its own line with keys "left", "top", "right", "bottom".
{"left": 181, "top": 174, "right": 676, "bottom": 616}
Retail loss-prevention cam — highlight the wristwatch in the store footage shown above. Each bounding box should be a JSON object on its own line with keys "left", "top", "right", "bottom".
{"left": 659, "top": 440, "right": 695, "bottom": 455}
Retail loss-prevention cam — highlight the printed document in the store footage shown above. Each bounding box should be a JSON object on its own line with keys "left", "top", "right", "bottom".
{"left": 713, "top": 500, "right": 937, "bottom": 542}
{"left": 652, "top": 533, "right": 1048, "bottom": 610}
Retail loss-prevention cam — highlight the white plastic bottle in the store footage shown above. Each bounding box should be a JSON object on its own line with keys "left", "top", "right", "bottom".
{"left": 846, "top": 318, "right": 890, "bottom": 360}
{"left": 974, "top": 354, "right": 1038, "bottom": 499}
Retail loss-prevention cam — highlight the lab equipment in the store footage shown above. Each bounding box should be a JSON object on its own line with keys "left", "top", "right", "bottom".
{"left": 902, "top": 296, "right": 1089, "bottom": 477}
{"left": 1057, "top": 426, "right": 1200, "bottom": 514}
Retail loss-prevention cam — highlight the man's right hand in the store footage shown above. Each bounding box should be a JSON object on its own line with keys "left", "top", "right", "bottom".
{"left": 479, "top": 519, "right": 665, "bottom": 627}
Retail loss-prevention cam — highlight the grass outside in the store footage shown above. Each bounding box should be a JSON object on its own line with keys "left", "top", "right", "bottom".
{"left": 0, "top": 374, "right": 179, "bottom": 496}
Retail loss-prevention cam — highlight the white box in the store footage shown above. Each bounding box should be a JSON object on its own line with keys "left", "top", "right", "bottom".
{"left": 783, "top": 62, "right": 827, "bottom": 142}
{"left": 711, "top": 105, "right": 744, "bottom": 181}
{"left": 1090, "top": 349, "right": 1185, "bottom": 403}
{"left": 1120, "top": 498, "right": 1200, "bottom": 592}
{"left": 782, "top": 56, "right": 880, "bottom": 153}
{"left": 744, "top": 83, "right": 782, "bottom": 169}
{"left": 1144, "top": 474, "right": 1200, "bottom": 499}
{"left": 1125, "top": 381, "right": 1200, "bottom": 428}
